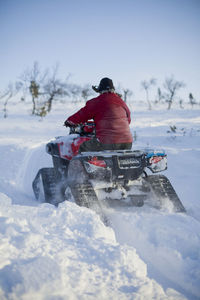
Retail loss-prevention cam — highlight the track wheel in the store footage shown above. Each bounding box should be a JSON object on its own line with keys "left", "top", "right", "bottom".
{"left": 145, "top": 175, "right": 186, "bottom": 212}
{"left": 32, "top": 168, "right": 66, "bottom": 206}
{"left": 70, "top": 183, "right": 109, "bottom": 225}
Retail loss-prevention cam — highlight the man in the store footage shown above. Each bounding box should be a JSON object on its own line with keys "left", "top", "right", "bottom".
{"left": 64, "top": 77, "right": 133, "bottom": 152}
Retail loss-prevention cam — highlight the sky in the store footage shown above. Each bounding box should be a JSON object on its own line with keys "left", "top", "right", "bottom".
{"left": 0, "top": 0, "right": 200, "bottom": 101}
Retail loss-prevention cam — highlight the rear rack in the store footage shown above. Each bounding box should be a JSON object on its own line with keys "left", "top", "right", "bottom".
{"left": 76, "top": 150, "right": 146, "bottom": 181}
{"left": 77, "top": 150, "right": 144, "bottom": 159}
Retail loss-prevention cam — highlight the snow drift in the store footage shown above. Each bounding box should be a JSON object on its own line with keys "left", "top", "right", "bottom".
{"left": 0, "top": 102, "right": 200, "bottom": 299}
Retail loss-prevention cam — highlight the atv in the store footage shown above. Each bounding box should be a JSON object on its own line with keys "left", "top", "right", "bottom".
{"left": 32, "top": 122, "right": 186, "bottom": 219}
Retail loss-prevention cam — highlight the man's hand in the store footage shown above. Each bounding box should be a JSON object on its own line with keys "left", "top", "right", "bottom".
{"left": 64, "top": 120, "right": 76, "bottom": 127}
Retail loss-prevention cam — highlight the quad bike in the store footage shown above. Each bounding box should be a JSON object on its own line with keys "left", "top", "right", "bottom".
{"left": 32, "top": 122, "right": 186, "bottom": 220}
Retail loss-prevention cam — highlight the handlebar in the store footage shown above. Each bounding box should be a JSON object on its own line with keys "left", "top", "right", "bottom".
{"left": 65, "top": 121, "right": 95, "bottom": 136}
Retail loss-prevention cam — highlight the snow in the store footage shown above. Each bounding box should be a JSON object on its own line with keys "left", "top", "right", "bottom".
{"left": 0, "top": 101, "right": 200, "bottom": 299}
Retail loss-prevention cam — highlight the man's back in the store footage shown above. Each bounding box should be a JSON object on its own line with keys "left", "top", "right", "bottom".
{"left": 85, "top": 93, "right": 132, "bottom": 144}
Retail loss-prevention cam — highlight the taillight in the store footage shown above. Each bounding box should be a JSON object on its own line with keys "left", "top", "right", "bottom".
{"left": 149, "top": 156, "right": 163, "bottom": 164}
{"left": 147, "top": 155, "right": 167, "bottom": 173}
{"left": 83, "top": 157, "right": 107, "bottom": 174}
{"left": 87, "top": 157, "right": 107, "bottom": 168}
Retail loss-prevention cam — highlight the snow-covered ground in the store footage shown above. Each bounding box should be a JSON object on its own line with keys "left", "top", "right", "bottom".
{"left": 0, "top": 101, "right": 200, "bottom": 300}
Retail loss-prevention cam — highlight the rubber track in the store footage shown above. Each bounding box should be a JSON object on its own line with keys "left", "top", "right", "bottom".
{"left": 145, "top": 175, "right": 186, "bottom": 212}
{"left": 33, "top": 168, "right": 65, "bottom": 205}
{"left": 70, "top": 183, "right": 110, "bottom": 225}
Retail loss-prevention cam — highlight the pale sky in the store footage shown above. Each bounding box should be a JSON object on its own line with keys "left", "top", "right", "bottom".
{"left": 0, "top": 0, "right": 199, "bottom": 100}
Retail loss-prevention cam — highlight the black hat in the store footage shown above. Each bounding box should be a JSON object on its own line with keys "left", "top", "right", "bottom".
{"left": 92, "top": 77, "right": 115, "bottom": 93}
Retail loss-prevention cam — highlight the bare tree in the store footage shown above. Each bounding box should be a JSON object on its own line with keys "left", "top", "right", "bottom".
{"left": 67, "top": 83, "right": 82, "bottom": 103}
{"left": 0, "top": 82, "right": 22, "bottom": 118}
{"left": 155, "top": 87, "right": 164, "bottom": 104}
{"left": 43, "top": 65, "right": 69, "bottom": 113}
{"left": 29, "top": 80, "right": 40, "bottom": 114}
{"left": 163, "top": 76, "right": 185, "bottom": 110}
{"left": 141, "top": 78, "right": 156, "bottom": 110}
{"left": 81, "top": 84, "right": 94, "bottom": 102}
{"left": 19, "top": 62, "right": 70, "bottom": 115}
{"left": 189, "top": 93, "right": 196, "bottom": 108}
{"left": 0, "top": 84, "right": 14, "bottom": 118}
{"left": 20, "top": 61, "right": 48, "bottom": 114}
{"left": 123, "top": 89, "right": 133, "bottom": 103}
{"left": 179, "top": 99, "right": 184, "bottom": 109}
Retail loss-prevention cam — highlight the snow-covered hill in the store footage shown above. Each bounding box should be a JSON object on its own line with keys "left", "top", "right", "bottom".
{"left": 0, "top": 102, "right": 200, "bottom": 300}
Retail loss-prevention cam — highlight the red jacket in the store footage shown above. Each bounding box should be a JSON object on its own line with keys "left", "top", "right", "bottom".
{"left": 67, "top": 92, "right": 133, "bottom": 144}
